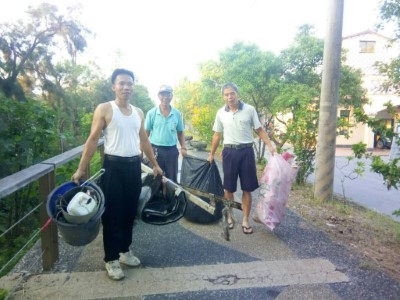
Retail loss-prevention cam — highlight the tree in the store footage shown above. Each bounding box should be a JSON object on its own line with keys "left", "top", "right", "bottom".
{"left": 174, "top": 74, "right": 221, "bottom": 142}
{"left": 272, "top": 25, "right": 366, "bottom": 183}
{"left": 352, "top": 103, "right": 400, "bottom": 192}
{"left": 0, "top": 3, "right": 90, "bottom": 101}
{"left": 379, "top": 0, "right": 400, "bottom": 40}
{"left": 218, "top": 42, "right": 283, "bottom": 162}
{"left": 0, "top": 96, "right": 58, "bottom": 178}
{"left": 132, "top": 84, "right": 154, "bottom": 114}
{"left": 375, "top": 0, "right": 400, "bottom": 109}
{"left": 173, "top": 25, "right": 365, "bottom": 185}
{"left": 77, "top": 78, "right": 154, "bottom": 141}
{"left": 0, "top": 95, "right": 59, "bottom": 267}
{"left": 219, "top": 42, "right": 282, "bottom": 111}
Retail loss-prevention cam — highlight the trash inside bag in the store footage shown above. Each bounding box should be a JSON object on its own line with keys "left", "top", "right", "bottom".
{"left": 253, "top": 152, "right": 298, "bottom": 230}
{"left": 181, "top": 155, "right": 224, "bottom": 223}
{"left": 138, "top": 174, "right": 187, "bottom": 225}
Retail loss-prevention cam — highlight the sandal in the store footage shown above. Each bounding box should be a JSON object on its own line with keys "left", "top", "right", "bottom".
{"left": 242, "top": 225, "right": 253, "bottom": 234}
{"left": 228, "top": 222, "right": 234, "bottom": 230}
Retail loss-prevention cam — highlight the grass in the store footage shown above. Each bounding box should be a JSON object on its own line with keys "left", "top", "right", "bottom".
{"left": 0, "top": 289, "right": 8, "bottom": 300}
{"left": 290, "top": 184, "right": 400, "bottom": 239}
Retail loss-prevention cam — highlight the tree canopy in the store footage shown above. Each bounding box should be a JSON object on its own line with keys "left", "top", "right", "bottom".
{"left": 0, "top": 3, "right": 90, "bottom": 101}
{"left": 175, "top": 25, "right": 366, "bottom": 184}
{"left": 0, "top": 3, "right": 154, "bottom": 175}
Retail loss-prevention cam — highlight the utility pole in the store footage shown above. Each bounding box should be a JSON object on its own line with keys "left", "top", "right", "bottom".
{"left": 314, "top": 0, "right": 344, "bottom": 200}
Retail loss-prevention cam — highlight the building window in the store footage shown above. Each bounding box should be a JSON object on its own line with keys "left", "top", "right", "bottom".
{"left": 339, "top": 110, "right": 350, "bottom": 135}
{"left": 340, "top": 110, "right": 350, "bottom": 120}
{"left": 359, "top": 40, "right": 376, "bottom": 53}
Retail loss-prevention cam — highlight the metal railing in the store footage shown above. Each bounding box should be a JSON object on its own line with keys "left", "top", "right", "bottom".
{"left": 0, "top": 140, "right": 104, "bottom": 271}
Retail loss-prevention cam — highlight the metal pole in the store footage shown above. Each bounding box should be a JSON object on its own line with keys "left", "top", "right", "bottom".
{"left": 314, "top": 0, "right": 344, "bottom": 200}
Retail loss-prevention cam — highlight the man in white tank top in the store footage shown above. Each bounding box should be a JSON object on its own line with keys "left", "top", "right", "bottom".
{"left": 72, "top": 69, "right": 162, "bottom": 280}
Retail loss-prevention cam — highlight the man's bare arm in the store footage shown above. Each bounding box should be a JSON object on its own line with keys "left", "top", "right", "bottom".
{"left": 255, "top": 127, "right": 275, "bottom": 155}
{"left": 136, "top": 108, "right": 163, "bottom": 176}
{"left": 207, "top": 132, "right": 221, "bottom": 162}
{"left": 72, "top": 104, "right": 107, "bottom": 183}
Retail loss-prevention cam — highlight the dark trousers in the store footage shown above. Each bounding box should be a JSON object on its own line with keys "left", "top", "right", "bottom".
{"left": 100, "top": 156, "right": 142, "bottom": 262}
{"left": 153, "top": 145, "right": 179, "bottom": 183}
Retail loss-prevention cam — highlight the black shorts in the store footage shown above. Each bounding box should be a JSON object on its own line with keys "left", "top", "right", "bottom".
{"left": 222, "top": 146, "right": 258, "bottom": 193}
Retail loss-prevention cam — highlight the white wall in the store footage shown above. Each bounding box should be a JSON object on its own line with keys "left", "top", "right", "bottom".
{"left": 338, "top": 30, "right": 400, "bottom": 147}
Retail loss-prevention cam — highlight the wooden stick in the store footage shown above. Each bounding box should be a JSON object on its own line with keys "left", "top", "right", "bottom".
{"left": 181, "top": 185, "right": 242, "bottom": 210}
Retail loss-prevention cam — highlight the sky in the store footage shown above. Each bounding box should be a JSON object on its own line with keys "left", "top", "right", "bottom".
{"left": 0, "top": 0, "right": 389, "bottom": 102}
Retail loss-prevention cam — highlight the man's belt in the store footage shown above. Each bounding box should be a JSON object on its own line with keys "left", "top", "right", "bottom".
{"left": 104, "top": 154, "right": 140, "bottom": 162}
{"left": 151, "top": 144, "right": 176, "bottom": 149}
{"left": 223, "top": 143, "right": 253, "bottom": 149}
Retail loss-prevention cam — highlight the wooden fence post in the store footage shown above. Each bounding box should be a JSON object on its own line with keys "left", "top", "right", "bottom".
{"left": 39, "top": 171, "right": 58, "bottom": 271}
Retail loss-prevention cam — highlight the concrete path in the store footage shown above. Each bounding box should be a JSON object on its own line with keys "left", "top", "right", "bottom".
{"left": 0, "top": 217, "right": 350, "bottom": 300}
{"left": 1, "top": 259, "right": 346, "bottom": 299}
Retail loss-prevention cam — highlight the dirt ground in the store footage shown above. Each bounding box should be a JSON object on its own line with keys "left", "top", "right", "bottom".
{"left": 286, "top": 185, "right": 400, "bottom": 283}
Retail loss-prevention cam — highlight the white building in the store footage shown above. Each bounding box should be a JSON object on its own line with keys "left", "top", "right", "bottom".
{"left": 337, "top": 30, "right": 400, "bottom": 149}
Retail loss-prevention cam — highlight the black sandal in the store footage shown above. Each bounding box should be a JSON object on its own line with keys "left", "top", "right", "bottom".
{"left": 242, "top": 225, "right": 253, "bottom": 234}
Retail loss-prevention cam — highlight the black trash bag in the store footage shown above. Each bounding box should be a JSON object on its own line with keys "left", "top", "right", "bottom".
{"left": 137, "top": 174, "right": 162, "bottom": 217}
{"left": 138, "top": 174, "right": 187, "bottom": 225}
{"left": 181, "top": 155, "right": 224, "bottom": 223}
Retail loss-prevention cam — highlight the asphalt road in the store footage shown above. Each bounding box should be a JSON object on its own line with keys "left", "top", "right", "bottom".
{"left": 308, "top": 155, "right": 400, "bottom": 222}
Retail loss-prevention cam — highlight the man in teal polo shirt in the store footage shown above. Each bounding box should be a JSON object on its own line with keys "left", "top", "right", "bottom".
{"left": 144, "top": 85, "right": 187, "bottom": 183}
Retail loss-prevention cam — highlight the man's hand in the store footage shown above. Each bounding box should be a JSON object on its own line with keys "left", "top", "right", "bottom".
{"left": 180, "top": 148, "right": 187, "bottom": 157}
{"left": 269, "top": 147, "right": 276, "bottom": 156}
{"left": 207, "top": 153, "right": 214, "bottom": 163}
{"left": 71, "top": 169, "right": 85, "bottom": 185}
{"left": 152, "top": 165, "right": 163, "bottom": 177}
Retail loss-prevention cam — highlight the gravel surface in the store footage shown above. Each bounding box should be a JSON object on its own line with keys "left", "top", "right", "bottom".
{"left": 11, "top": 236, "right": 84, "bottom": 275}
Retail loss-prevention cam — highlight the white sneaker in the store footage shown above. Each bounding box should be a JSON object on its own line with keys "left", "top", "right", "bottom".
{"left": 119, "top": 249, "right": 141, "bottom": 266}
{"left": 105, "top": 260, "right": 125, "bottom": 280}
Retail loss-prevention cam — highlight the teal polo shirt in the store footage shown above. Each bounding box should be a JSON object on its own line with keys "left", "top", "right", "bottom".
{"left": 145, "top": 106, "right": 184, "bottom": 146}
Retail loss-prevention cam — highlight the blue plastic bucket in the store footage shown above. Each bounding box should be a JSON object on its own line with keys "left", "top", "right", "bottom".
{"left": 47, "top": 181, "right": 104, "bottom": 246}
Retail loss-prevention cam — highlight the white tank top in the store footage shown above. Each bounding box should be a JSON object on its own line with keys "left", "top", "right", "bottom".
{"left": 103, "top": 101, "right": 141, "bottom": 157}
